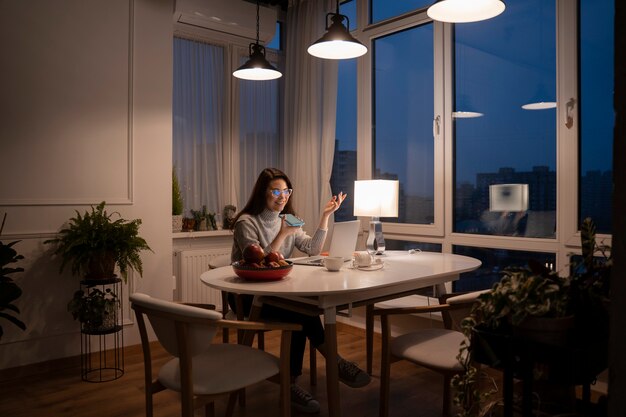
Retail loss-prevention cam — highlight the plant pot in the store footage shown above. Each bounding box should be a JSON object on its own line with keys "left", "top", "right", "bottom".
{"left": 512, "top": 315, "right": 575, "bottom": 346}
{"left": 82, "top": 302, "right": 116, "bottom": 332}
{"left": 85, "top": 252, "right": 116, "bottom": 279}
{"left": 182, "top": 218, "right": 195, "bottom": 231}
{"left": 172, "top": 214, "right": 183, "bottom": 232}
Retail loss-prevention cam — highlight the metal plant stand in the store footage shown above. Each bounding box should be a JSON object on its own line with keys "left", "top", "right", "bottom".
{"left": 79, "top": 277, "right": 124, "bottom": 382}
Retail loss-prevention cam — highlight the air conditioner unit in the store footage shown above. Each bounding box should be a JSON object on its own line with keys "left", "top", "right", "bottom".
{"left": 174, "top": 0, "right": 277, "bottom": 43}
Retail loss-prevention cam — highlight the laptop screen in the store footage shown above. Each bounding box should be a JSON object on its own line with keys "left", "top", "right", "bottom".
{"left": 292, "top": 220, "right": 360, "bottom": 265}
{"left": 327, "top": 220, "right": 361, "bottom": 261}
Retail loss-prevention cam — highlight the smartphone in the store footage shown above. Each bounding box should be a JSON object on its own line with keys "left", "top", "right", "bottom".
{"left": 283, "top": 213, "right": 305, "bottom": 227}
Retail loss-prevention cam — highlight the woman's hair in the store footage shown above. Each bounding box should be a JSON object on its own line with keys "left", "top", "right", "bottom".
{"left": 230, "top": 167, "right": 296, "bottom": 229}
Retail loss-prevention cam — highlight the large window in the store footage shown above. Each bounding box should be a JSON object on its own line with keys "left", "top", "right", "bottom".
{"left": 579, "top": 0, "right": 614, "bottom": 233}
{"left": 173, "top": 30, "right": 283, "bottom": 219}
{"left": 370, "top": 0, "right": 431, "bottom": 24}
{"left": 453, "top": 0, "right": 557, "bottom": 239}
{"left": 331, "top": 58, "right": 357, "bottom": 222}
{"left": 342, "top": 0, "right": 613, "bottom": 292}
{"left": 173, "top": 38, "right": 225, "bottom": 216}
{"left": 373, "top": 23, "right": 435, "bottom": 225}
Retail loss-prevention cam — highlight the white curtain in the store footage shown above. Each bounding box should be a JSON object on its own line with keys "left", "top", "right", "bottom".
{"left": 233, "top": 56, "right": 282, "bottom": 210}
{"left": 173, "top": 37, "right": 225, "bottom": 216}
{"left": 284, "top": 0, "right": 338, "bottom": 234}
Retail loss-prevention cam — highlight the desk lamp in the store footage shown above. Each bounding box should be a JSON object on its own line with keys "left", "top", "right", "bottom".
{"left": 353, "top": 180, "right": 399, "bottom": 255}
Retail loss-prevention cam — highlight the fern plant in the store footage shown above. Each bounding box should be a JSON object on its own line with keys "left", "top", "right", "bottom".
{"left": 45, "top": 202, "right": 152, "bottom": 282}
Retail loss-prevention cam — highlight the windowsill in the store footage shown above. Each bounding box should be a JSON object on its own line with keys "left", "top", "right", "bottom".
{"left": 173, "top": 230, "right": 232, "bottom": 239}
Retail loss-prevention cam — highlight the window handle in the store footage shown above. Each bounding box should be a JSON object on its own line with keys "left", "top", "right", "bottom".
{"left": 433, "top": 115, "right": 441, "bottom": 138}
{"left": 565, "top": 97, "right": 576, "bottom": 129}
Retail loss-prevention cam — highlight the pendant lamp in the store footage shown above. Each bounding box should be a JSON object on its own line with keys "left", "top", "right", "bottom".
{"left": 233, "top": 0, "right": 282, "bottom": 81}
{"left": 427, "top": 0, "right": 506, "bottom": 23}
{"left": 307, "top": 0, "right": 367, "bottom": 60}
{"left": 521, "top": 84, "right": 556, "bottom": 110}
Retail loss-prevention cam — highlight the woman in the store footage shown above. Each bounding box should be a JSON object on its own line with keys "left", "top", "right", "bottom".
{"left": 230, "top": 167, "right": 370, "bottom": 414}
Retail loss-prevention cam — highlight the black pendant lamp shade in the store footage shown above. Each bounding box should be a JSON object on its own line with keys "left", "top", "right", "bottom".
{"left": 233, "top": 1, "right": 282, "bottom": 81}
{"left": 307, "top": 2, "right": 367, "bottom": 60}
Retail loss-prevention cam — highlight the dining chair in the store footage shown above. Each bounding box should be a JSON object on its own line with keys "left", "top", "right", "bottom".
{"left": 376, "top": 290, "right": 488, "bottom": 417}
{"left": 364, "top": 293, "right": 440, "bottom": 375}
{"left": 209, "top": 254, "right": 318, "bottom": 386}
{"left": 130, "top": 292, "right": 300, "bottom": 417}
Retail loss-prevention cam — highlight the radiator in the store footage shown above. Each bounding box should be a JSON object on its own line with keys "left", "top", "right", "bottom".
{"left": 175, "top": 248, "right": 230, "bottom": 308}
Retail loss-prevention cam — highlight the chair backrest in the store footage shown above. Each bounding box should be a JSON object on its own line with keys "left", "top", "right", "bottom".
{"left": 439, "top": 290, "right": 490, "bottom": 332}
{"left": 208, "top": 254, "right": 231, "bottom": 269}
{"left": 130, "top": 293, "right": 222, "bottom": 357}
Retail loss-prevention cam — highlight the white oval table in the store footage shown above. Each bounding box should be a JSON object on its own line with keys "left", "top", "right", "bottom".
{"left": 200, "top": 251, "right": 481, "bottom": 417}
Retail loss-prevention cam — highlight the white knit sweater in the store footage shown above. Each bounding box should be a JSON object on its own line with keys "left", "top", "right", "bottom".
{"left": 231, "top": 208, "right": 327, "bottom": 262}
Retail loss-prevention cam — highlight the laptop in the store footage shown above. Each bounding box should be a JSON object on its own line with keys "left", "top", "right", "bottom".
{"left": 291, "top": 220, "right": 361, "bottom": 266}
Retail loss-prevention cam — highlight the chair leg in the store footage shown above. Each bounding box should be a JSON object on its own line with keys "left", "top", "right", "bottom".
{"left": 366, "top": 304, "right": 374, "bottom": 375}
{"left": 226, "top": 392, "right": 238, "bottom": 417}
{"left": 205, "top": 401, "right": 215, "bottom": 417}
{"left": 258, "top": 331, "right": 265, "bottom": 350}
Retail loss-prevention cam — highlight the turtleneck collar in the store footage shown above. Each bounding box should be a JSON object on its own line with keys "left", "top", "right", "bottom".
{"left": 259, "top": 208, "right": 280, "bottom": 223}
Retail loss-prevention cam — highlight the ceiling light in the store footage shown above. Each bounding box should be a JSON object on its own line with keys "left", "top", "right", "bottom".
{"left": 307, "top": 1, "right": 367, "bottom": 60}
{"left": 453, "top": 111, "right": 484, "bottom": 118}
{"left": 233, "top": 0, "right": 282, "bottom": 81}
{"left": 427, "top": 0, "right": 506, "bottom": 23}
{"left": 521, "top": 101, "right": 557, "bottom": 110}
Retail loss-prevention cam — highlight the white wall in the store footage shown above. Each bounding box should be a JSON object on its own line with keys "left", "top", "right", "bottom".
{"left": 0, "top": 0, "right": 173, "bottom": 370}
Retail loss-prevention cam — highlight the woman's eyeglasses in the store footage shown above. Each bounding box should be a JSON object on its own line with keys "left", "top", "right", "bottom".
{"left": 270, "top": 188, "right": 293, "bottom": 197}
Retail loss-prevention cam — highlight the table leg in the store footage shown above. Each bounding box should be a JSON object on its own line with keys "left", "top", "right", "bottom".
{"left": 324, "top": 307, "right": 341, "bottom": 417}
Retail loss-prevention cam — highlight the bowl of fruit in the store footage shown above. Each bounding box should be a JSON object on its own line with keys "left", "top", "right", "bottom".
{"left": 232, "top": 244, "right": 293, "bottom": 281}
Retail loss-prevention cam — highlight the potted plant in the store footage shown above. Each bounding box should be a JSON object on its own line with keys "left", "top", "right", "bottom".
{"left": 172, "top": 168, "right": 184, "bottom": 232}
{"left": 45, "top": 201, "right": 152, "bottom": 282}
{"left": 67, "top": 287, "right": 118, "bottom": 332}
{"left": 452, "top": 217, "right": 611, "bottom": 417}
{"left": 0, "top": 214, "right": 26, "bottom": 340}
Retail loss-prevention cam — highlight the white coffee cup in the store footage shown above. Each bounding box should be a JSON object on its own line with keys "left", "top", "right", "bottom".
{"left": 323, "top": 256, "right": 344, "bottom": 271}
{"left": 353, "top": 251, "right": 373, "bottom": 268}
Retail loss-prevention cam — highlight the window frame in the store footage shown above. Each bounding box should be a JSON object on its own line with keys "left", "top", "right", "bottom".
{"left": 348, "top": 0, "right": 612, "bottom": 280}
{"left": 173, "top": 21, "right": 285, "bottom": 212}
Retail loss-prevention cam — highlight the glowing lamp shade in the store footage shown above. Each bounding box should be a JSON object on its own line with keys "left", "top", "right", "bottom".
{"left": 354, "top": 180, "right": 399, "bottom": 217}
{"left": 353, "top": 180, "right": 399, "bottom": 255}
{"left": 232, "top": 0, "right": 282, "bottom": 81}
{"left": 489, "top": 184, "right": 529, "bottom": 212}
{"left": 233, "top": 44, "right": 282, "bottom": 81}
{"left": 427, "top": 0, "right": 506, "bottom": 23}
{"left": 521, "top": 101, "right": 557, "bottom": 110}
{"left": 308, "top": 2, "right": 367, "bottom": 60}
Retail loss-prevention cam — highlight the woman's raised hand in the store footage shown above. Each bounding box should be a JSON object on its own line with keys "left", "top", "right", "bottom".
{"left": 323, "top": 192, "right": 347, "bottom": 216}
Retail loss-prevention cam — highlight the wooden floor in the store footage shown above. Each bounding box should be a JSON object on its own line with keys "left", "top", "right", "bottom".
{"left": 0, "top": 323, "right": 451, "bottom": 417}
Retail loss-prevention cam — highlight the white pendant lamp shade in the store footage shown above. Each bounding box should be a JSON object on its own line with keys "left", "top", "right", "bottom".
{"left": 453, "top": 110, "right": 484, "bottom": 118}
{"left": 521, "top": 101, "right": 557, "bottom": 110}
{"left": 232, "top": 0, "right": 282, "bottom": 81}
{"left": 233, "top": 44, "right": 282, "bottom": 81}
{"left": 427, "top": 0, "right": 506, "bottom": 23}
{"left": 308, "top": 6, "right": 367, "bottom": 60}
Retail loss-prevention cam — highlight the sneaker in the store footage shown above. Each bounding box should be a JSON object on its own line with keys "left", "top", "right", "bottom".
{"left": 290, "top": 384, "right": 320, "bottom": 413}
{"left": 337, "top": 358, "right": 371, "bottom": 388}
